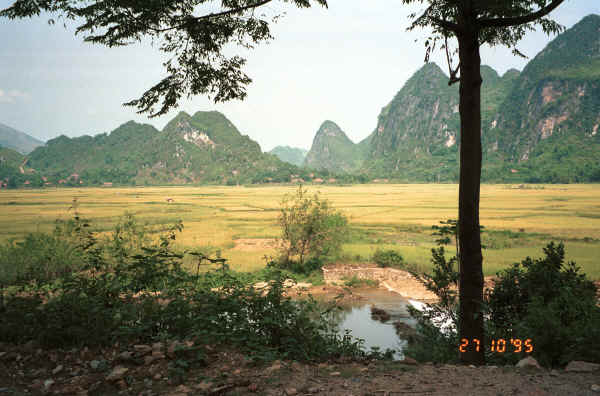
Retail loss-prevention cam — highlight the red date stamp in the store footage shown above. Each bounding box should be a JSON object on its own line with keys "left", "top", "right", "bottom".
{"left": 459, "top": 338, "right": 533, "bottom": 353}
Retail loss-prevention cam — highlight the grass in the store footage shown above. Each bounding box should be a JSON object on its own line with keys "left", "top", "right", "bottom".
{"left": 1, "top": 184, "right": 599, "bottom": 279}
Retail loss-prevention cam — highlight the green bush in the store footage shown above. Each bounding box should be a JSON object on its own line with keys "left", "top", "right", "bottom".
{"left": 343, "top": 276, "right": 379, "bottom": 288}
{"left": 485, "top": 242, "right": 600, "bottom": 367}
{"left": 277, "top": 186, "right": 348, "bottom": 271}
{"left": 405, "top": 239, "right": 600, "bottom": 368}
{"left": 372, "top": 249, "right": 404, "bottom": 268}
{"left": 0, "top": 214, "right": 373, "bottom": 364}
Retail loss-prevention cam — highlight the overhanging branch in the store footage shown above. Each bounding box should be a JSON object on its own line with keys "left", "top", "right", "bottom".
{"left": 478, "top": 0, "right": 565, "bottom": 28}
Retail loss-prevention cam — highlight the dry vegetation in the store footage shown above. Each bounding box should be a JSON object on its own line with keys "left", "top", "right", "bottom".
{"left": 1, "top": 183, "right": 598, "bottom": 278}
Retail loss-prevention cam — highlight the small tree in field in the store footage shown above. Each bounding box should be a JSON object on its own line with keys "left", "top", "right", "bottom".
{"left": 278, "top": 186, "right": 347, "bottom": 269}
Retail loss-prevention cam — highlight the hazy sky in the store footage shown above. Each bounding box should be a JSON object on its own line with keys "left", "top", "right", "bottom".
{"left": 0, "top": 0, "right": 598, "bottom": 151}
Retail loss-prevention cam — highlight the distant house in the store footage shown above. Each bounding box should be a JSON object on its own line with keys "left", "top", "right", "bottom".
{"left": 291, "top": 178, "right": 304, "bottom": 183}
{"left": 313, "top": 178, "right": 323, "bottom": 183}
{"left": 41, "top": 176, "right": 48, "bottom": 182}
{"left": 103, "top": 182, "right": 113, "bottom": 187}
{"left": 44, "top": 182, "right": 52, "bottom": 186}
{"left": 69, "top": 173, "right": 80, "bottom": 180}
{"left": 511, "top": 169, "right": 519, "bottom": 174}
{"left": 328, "top": 178, "right": 337, "bottom": 183}
{"left": 58, "top": 179, "right": 67, "bottom": 184}
{"left": 24, "top": 180, "right": 31, "bottom": 185}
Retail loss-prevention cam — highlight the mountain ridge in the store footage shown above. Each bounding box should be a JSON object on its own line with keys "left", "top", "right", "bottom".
{"left": 0, "top": 122, "right": 44, "bottom": 154}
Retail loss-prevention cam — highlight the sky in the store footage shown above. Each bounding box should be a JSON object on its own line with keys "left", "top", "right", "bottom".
{"left": 0, "top": 0, "right": 598, "bottom": 151}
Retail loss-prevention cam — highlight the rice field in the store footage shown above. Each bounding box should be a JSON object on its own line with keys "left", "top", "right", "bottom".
{"left": 0, "top": 184, "right": 599, "bottom": 279}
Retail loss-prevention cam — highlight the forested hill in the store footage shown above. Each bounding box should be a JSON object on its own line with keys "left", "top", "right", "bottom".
{"left": 484, "top": 13, "right": 600, "bottom": 183}
{"left": 361, "top": 13, "right": 600, "bottom": 183}
{"left": 21, "top": 111, "right": 303, "bottom": 186}
{"left": 304, "top": 121, "right": 369, "bottom": 172}
{"left": 269, "top": 146, "right": 307, "bottom": 167}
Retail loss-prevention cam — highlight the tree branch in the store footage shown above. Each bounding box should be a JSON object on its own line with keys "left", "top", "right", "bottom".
{"left": 151, "top": 0, "right": 274, "bottom": 33}
{"left": 478, "top": 0, "right": 566, "bottom": 28}
{"left": 430, "top": 16, "right": 460, "bottom": 32}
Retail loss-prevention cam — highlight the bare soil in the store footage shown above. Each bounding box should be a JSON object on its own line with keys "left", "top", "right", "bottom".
{"left": 1, "top": 342, "right": 598, "bottom": 396}
{"left": 232, "top": 238, "right": 278, "bottom": 251}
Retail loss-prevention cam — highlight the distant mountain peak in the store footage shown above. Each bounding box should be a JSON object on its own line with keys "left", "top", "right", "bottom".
{"left": 0, "top": 122, "right": 44, "bottom": 154}
{"left": 317, "top": 121, "right": 346, "bottom": 138}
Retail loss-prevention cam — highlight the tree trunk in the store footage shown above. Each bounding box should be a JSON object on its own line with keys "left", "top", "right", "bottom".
{"left": 457, "top": 28, "right": 485, "bottom": 365}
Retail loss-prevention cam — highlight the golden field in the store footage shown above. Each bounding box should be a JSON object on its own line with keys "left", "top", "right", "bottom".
{"left": 0, "top": 184, "right": 598, "bottom": 279}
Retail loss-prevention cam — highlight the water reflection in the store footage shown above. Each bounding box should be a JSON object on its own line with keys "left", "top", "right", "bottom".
{"left": 331, "top": 289, "right": 418, "bottom": 360}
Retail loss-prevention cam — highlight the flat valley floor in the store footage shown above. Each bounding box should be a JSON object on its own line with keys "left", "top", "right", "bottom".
{"left": 1, "top": 183, "right": 598, "bottom": 279}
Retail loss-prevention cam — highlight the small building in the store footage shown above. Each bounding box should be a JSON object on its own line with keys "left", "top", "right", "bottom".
{"left": 328, "top": 178, "right": 337, "bottom": 183}
{"left": 313, "top": 178, "right": 323, "bottom": 183}
{"left": 58, "top": 179, "right": 67, "bottom": 184}
{"left": 511, "top": 169, "right": 519, "bottom": 174}
{"left": 24, "top": 180, "right": 31, "bottom": 185}
{"left": 103, "top": 182, "right": 113, "bottom": 187}
{"left": 69, "top": 173, "right": 80, "bottom": 180}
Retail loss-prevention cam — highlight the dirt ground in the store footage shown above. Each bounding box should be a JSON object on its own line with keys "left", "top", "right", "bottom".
{"left": 1, "top": 341, "right": 599, "bottom": 396}
{"left": 2, "top": 275, "right": 599, "bottom": 395}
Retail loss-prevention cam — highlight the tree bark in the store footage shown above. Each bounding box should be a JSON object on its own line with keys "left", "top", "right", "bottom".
{"left": 457, "top": 27, "right": 485, "bottom": 365}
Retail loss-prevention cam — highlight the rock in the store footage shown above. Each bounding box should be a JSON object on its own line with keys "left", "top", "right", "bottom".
{"left": 106, "top": 366, "right": 129, "bottom": 382}
{"left": 118, "top": 351, "right": 133, "bottom": 361}
{"left": 52, "top": 365, "right": 63, "bottom": 375}
{"left": 330, "top": 371, "right": 341, "bottom": 376}
{"left": 401, "top": 357, "right": 418, "bottom": 365}
{"left": 254, "top": 281, "right": 269, "bottom": 290}
{"left": 591, "top": 384, "right": 600, "bottom": 392}
{"left": 151, "top": 351, "right": 165, "bottom": 360}
{"left": 565, "top": 361, "right": 600, "bottom": 372}
{"left": 134, "top": 345, "right": 153, "bottom": 356}
{"left": 175, "top": 385, "right": 192, "bottom": 393}
{"left": 89, "top": 360, "right": 101, "bottom": 370}
{"left": 247, "top": 383, "right": 259, "bottom": 392}
{"left": 283, "top": 279, "right": 295, "bottom": 288}
{"left": 153, "top": 373, "right": 162, "bottom": 380}
{"left": 307, "top": 387, "right": 321, "bottom": 393}
{"left": 43, "top": 379, "right": 54, "bottom": 390}
{"left": 266, "top": 361, "right": 282, "bottom": 373}
{"left": 195, "top": 382, "right": 212, "bottom": 391}
{"left": 284, "top": 387, "right": 298, "bottom": 395}
{"left": 516, "top": 356, "right": 541, "bottom": 369}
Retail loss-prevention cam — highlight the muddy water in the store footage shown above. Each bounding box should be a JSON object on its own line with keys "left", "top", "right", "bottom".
{"left": 333, "top": 289, "right": 417, "bottom": 360}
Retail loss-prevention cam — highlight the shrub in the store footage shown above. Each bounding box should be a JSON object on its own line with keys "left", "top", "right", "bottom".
{"left": 277, "top": 186, "right": 348, "bottom": 270}
{"left": 372, "top": 249, "right": 404, "bottom": 268}
{"left": 485, "top": 242, "right": 600, "bottom": 367}
{"left": 0, "top": 214, "right": 373, "bottom": 364}
{"left": 343, "top": 276, "right": 379, "bottom": 288}
{"left": 405, "top": 238, "right": 600, "bottom": 368}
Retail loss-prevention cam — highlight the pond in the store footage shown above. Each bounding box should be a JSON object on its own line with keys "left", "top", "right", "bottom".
{"left": 333, "top": 289, "right": 418, "bottom": 360}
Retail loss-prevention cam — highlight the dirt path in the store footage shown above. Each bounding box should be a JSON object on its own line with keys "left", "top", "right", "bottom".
{"left": 1, "top": 343, "right": 598, "bottom": 396}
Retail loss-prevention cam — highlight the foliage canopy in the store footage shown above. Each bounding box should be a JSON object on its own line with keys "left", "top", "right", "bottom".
{"left": 1, "top": 0, "right": 327, "bottom": 117}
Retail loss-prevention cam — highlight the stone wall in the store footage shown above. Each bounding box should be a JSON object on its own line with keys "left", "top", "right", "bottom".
{"left": 322, "top": 266, "right": 414, "bottom": 283}
{"left": 322, "top": 266, "right": 438, "bottom": 301}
